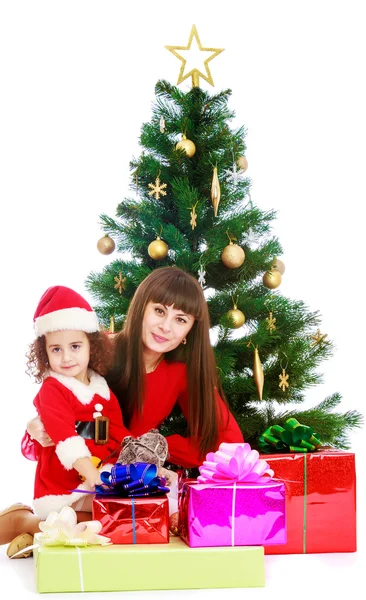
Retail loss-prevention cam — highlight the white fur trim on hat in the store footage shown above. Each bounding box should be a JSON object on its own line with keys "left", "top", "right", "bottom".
{"left": 34, "top": 307, "right": 99, "bottom": 337}
{"left": 56, "top": 435, "right": 91, "bottom": 470}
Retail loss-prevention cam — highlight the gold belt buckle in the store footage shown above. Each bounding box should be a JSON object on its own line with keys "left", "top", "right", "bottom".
{"left": 95, "top": 416, "right": 109, "bottom": 445}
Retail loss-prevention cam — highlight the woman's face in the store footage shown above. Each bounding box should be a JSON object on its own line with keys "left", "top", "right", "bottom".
{"left": 142, "top": 302, "right": 195, "bottom": 355}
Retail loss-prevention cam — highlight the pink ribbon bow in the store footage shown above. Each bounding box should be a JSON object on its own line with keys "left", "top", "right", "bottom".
{"left": 198, "top": 442, "right": 274, "bottom": 484}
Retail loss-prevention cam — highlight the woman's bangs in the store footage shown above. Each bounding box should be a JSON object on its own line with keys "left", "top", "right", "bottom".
{"left": 148, "top": 276, "right": 203, "bottom": 319}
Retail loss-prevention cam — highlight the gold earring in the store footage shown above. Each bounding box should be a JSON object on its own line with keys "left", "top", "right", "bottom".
{"left": 182, "top": 337, "right": 187, "bottom": 345}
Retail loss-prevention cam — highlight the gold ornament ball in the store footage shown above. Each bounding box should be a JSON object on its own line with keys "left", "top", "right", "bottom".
{"left": 169, "top": 512, "right": 180, "bottom": 536}
{"left": 148, "top": 237, "right": 168, "bottom": 260}
{"left": 176, "top": 136, "right": 196, "bottom": 158}
{"left": 227, "top": 308, "right": 246, "bottom": 328}
{"left": 237, "top": 155, "right": 248, "bottom": 172}
{"left": 221, "top": 242, "right": 245, "bottom": 268}
{"left": 97, "top": 234, "right": 115, "bottom": 255}
{"left": 263, "top": 270, "right": 282, "bottom": 289}
{"left": 273, "top": 257, "right": 286, "bottom": 275}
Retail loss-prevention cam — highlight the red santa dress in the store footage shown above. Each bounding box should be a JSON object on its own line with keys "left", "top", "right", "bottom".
{"left": 32, "top": 369, "right": 127, "bottom": 518}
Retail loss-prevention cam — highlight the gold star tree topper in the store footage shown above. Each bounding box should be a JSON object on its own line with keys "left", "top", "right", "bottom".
{"left": 165, "top": 25, "right": 224, "bottom": 88}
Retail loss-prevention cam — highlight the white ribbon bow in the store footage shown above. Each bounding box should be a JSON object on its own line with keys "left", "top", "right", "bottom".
{"left": 38, "top": 506, "right": 111, "bottom": 547}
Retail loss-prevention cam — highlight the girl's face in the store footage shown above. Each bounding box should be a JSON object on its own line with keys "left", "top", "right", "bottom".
{"left": 142, "top": 302, "right": 195, "bottom": 356}
{"left": 45, "top": 330, "right": 90, "bottom": 384}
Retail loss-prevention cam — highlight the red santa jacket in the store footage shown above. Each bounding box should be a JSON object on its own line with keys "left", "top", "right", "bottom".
{"left": 32, "top": 370, "right": 127, "bottom": 518}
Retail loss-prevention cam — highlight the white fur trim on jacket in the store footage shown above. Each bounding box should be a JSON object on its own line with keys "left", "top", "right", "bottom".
{"left": 48, "top": 370, "right": 110, "bottom": 404}
{"left": 56, "top": 435, "right": 91, "bottom": 470}
{"left": 34, "top": 307, "right": 99, "bottom": 337}
{"left": 33, "top": 482, "right": 94, "bottom": 519}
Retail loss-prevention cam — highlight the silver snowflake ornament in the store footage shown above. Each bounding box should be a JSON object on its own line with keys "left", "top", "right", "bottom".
{"left": 198, "top": 266, "right": 206, "bottom": 288}
{"left": 224, "top": 163, "right": 247, "bottom": 187}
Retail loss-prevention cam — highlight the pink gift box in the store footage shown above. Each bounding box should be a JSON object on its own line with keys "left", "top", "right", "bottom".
{"left": 179, "top": 480, "right": 286, "bottom": 548}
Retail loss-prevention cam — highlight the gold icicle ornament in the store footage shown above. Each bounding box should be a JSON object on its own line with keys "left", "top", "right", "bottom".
{"left": 253, "top": 347, "right": 264, "bottom": 401}
{"left": 109, "top": 316, "right": 115, "bottom": 334}
{"left": 211, "top": 166, "right": 221, "bottom": 216}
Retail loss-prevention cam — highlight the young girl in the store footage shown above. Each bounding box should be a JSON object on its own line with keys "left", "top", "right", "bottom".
{"left": 0, "top": 285, "right": 128, "bottom": 558}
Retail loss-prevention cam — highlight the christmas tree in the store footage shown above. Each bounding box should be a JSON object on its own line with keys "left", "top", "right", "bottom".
{"left": 86, "top": 26, "right": 362, "bottom": 453}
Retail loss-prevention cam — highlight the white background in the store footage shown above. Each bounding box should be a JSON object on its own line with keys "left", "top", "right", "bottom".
{"left": 0, "top": 1, "right": 364, "bottom": 598}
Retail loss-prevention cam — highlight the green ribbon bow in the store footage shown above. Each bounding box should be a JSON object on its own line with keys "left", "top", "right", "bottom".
{"left": 258, "top": 417, "right": 322, "bottom": 453}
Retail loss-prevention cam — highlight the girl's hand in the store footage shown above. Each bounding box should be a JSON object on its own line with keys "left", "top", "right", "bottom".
{"left": 27, "top": 416, "right": 54, "bottom": 447}
{"left": 74, "top": 457, "right": 103, "bottom": 489}
{"left": 86, "top": 473, "right": 103, "bottom": 488}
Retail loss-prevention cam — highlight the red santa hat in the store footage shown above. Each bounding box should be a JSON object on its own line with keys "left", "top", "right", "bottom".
{"left": 33, "top": 285, "right": 100, "bottom": 338}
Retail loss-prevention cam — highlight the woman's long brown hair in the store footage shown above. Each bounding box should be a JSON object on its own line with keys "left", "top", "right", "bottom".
{"left": 106, "top": 267, "right": 227, "bottom": 458}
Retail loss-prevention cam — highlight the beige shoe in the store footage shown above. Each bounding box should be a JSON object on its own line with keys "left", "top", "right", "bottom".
{"left": 0, "top": 503, "right": 34, "bottom": 558}
{"left": 0, "top": 502, "right": 33, "bottom": 518}
{"left": 7, "top": 533, "right": 34, "bottom": 558}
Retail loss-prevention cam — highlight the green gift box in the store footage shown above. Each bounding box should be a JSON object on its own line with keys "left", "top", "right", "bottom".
{"left": 33, "top": 533, "right": 265, "bottom": 593}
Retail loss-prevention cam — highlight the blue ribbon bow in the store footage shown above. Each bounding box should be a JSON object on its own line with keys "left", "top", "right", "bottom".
{"left": 95, "top": 462, "right": 170, "bottom": 497}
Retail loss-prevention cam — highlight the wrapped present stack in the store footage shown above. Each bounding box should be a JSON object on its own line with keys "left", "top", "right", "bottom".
{"left": 32, "top": 458, "right": 266, "bottom": 593}
{"left": 258, "top": 418, "right": 357, "bottom": 554}
{"left": 92, "top": 462, "right": 170, "bottom": 544}
{"left": 30, "top": 427, "right": 356, "bottom": 593}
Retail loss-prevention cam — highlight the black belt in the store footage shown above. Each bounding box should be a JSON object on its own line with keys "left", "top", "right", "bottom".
{"left": 76, "top": 416, "right": 109, "bottom": 444}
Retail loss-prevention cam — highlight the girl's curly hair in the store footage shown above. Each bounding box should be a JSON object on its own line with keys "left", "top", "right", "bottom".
{"left": 26, "top": 332, "right": 114, "bottom": 383}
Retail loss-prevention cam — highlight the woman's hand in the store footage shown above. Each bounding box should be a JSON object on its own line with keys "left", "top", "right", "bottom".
{"left": 27, "top": 416, "right": 54, "bottom": 447}
{"left": 158, "top": 467, "right": 178, "bottom": 488}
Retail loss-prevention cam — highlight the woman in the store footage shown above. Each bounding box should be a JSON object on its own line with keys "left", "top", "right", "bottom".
{"left": 24, "top": 267, "right": 243, "bottom": 467}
